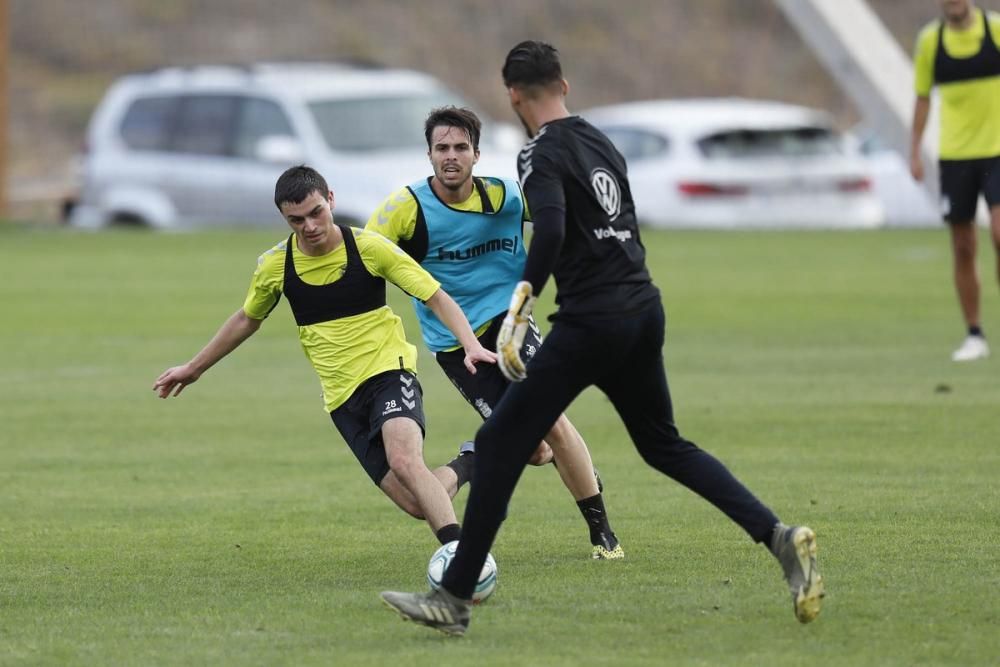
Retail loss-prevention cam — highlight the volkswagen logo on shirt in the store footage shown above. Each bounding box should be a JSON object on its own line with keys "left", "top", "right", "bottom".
{"left": 590, "top": 168, "right": 621, "bottom": 221}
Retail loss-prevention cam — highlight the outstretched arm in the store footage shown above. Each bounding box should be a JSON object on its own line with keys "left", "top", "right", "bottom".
{"left": 153, "top": 308, "right": 262, "bottom": 398}
{"left": 520, "top": 205, "right": 565, "bottom": 296}
{"left": 910, "top": 95, "right": 930, "bottom": 181}
{"left": 495, "top": 189, "right": 567, "bottom": 382}
{"left": 424, "top": 289, "right": 497, "bottom": 374}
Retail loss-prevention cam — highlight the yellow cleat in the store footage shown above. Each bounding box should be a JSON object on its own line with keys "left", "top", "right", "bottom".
{"left": 591, "top": 543, "right": 625, "bottom": 560}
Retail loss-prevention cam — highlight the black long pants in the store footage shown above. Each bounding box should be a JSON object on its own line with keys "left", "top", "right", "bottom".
{"left": 442, "top": 300, "right": 780, "bottom": 599}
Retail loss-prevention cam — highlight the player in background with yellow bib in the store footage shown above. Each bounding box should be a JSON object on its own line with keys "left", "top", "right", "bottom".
{"left": 911, "top": 0, "right": 1000, "bottom": 361}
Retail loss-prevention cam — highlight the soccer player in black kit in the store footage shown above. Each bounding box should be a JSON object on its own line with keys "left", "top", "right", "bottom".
{"left": 381, "top": 40, "right": 825, "bottom": 635}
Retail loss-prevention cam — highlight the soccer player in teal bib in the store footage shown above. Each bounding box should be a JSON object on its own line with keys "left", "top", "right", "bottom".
{"left": 367, "top": 106, "right": 623, "bottom": 560}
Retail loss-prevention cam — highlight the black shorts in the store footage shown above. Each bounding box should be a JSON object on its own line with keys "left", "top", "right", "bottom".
{"left": 938, "top": 156, "right": 1000, "bottom": 223}
{"left": 329, "top": 369, "right": 426, "bottom": 485}
{"left": 435, "top": 312, "right": 544, "bottom": 420}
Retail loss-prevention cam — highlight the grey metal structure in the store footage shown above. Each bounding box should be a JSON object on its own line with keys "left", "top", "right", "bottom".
{"left": 775, "top": 0, "right": 941, "bottom": 203}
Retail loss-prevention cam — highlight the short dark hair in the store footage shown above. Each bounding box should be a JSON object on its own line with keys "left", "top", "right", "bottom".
{"left": 274, "top": 165, "right": 329, "bottom": 210}
{"left": 502, "top": 40, "right": 563, "bottom": 89}
{"left": 424, "top": 106, "right": 482, "bottom": 152}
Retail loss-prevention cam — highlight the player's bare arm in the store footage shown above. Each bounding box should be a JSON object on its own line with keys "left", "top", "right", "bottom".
{"left": 910, "top": 95, "right": 930, "bottom": 181}
{"left": 153, "top": 308, "right": 262, "bottom": 398}
{"left": 424, "top": 289, "right": 497, "bottom": 374}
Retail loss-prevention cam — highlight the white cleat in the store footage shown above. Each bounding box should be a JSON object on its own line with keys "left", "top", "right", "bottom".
{"left": 951, "top": 335, "right": 989, "bottom": 362}
{"left": 771, "top": 524, "right": 824, "bottom": 623}
{"left": 381, "top": 588, "right": 471, "bottom": 637}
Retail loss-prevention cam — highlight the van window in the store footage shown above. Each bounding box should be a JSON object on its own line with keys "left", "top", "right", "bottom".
{"left": 234, "top": 98, "right": 295, "bottom": 159}
{"left": 308, "top": 93, "right": 462, "bottom": 151}
{"left": 119, "top": 96, "right": 178, "bottom": 151}
{"left": 171, "top": 95, "right": 239, "bottom": 156}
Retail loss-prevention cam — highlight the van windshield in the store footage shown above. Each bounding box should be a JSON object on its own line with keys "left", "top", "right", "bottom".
{"left": 308, "top": 93, "right": 467, "bottom": 152}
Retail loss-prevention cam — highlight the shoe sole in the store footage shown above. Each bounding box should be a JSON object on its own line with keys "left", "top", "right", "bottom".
{"left": 953, "top": 354, "right": 989, "bottom": 362}
{"left": 381, "top": 597, "right": 466, "bottom": 637}
{"left": 791, "top": 528, "right": 824, "bottom": 623}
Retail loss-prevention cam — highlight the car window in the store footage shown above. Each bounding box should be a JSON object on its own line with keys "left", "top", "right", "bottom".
{"left": 119, "top": 96, "right": 179, "bottom": 151}
{"left": 307, "top": 92, "right": 464, "bottom": 152}
{"left": 854, "top": 130, "right": 887, "bottom": 156}
{"left": 601, "top": 127, "right": 669, "bottom": 162}
{"left": 697, "top": 126, "right": 841, "bottom": 159}
{"left": 170, "top": 95, "right": 239, "bottom": 156}
{"left": 233, "top": 97, "right": 295, "bottom": 159}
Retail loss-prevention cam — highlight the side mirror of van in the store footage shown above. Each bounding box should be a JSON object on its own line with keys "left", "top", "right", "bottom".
{"left": 255, "top": 135, "right": 306, "bottom": 164}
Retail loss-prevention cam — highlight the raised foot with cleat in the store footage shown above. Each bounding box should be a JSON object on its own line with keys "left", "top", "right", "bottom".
{"left": 771, "top": 524, "right": 824, "bottom": 623}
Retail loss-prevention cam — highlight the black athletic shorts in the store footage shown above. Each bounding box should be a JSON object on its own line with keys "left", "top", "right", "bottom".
{"left": 329, "top": 369, "right": 426, "bottom": 485}
{"left": 938, "top": 156, "right": 1000, "bottom": 223}
{"left": 435, "top": 312, "right": 544, "bottom": 420}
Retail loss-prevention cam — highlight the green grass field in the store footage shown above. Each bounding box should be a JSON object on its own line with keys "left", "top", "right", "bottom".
{"left": 1, "top": 224, "right": 998, "bottom": 666}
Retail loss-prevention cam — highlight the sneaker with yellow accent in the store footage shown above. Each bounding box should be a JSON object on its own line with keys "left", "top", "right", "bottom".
{"left": 591, "top": 531, "right": 625, "bottom": 560}
{"left": 770, "top": 524, "right": 824, "bottom": 623}
{"left": 380, "top": 587, "right": 471, "bottom": 637}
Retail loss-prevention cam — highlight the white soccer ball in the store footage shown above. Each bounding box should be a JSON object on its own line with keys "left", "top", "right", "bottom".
{"left": 426, "top": 540, "right": 497, "bottom": 604}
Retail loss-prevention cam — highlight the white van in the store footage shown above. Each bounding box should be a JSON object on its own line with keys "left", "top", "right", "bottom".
{"left": 69, "top": 63, "right": 519, "bottom": 229}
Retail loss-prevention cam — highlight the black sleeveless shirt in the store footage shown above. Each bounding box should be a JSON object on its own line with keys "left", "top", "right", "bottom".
{"left": 934, "top": 10, "right": 1000, "bottom": 84}
{"left": 282, "top": 225, "right": 387, "bottom": 326}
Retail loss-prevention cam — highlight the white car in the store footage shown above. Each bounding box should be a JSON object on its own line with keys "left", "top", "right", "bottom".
{"left": 580, "top": 98, "right": 885, "bottom": 229}
{"left": 849, "top": 126, "right": 940, "bottom": 227}
{"left": 68, "top": 62, "right": 519, "bottom": 229}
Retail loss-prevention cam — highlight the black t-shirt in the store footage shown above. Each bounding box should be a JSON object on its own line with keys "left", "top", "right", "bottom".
{"left": 518, "top": 115, "right": 660, "bottom": 320}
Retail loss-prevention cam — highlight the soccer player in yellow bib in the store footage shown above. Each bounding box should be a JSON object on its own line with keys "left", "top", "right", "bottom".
{"left": 153, "top": 166, "right": 495, "bottom": 546}
{"left": 911, "top": 0, "right": 1000, "bottom": 362}
{"left": 366, "top": 106, "right": 624, "bottom": 560}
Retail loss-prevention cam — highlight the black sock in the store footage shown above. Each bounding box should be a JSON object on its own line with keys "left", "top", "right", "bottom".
{"left": 446, "top": 452, "right": 475, "bottom": 488}
{"left": 576, "top": 494, "right": 614, "bottom": 546}
{"left": 436, "top": 523, "right": 461, "bottom": 545}
{"left": 969, "top": 325, "right": 984, "bottom": 338}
